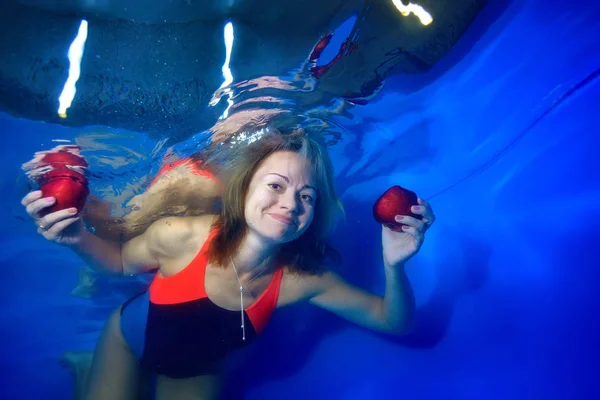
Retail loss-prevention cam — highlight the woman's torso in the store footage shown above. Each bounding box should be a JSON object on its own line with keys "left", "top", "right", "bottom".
{"left": 120, "top": 216, "right": 315, "bottom": 378}
{"left": 156, "top": 215, "right": 315, "bottom": 309}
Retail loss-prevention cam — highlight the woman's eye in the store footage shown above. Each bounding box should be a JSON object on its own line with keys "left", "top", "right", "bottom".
{"left": 302, "top": 194, "right": 314, "bottom": 203}
{"left": 268, "top": 183, "right": 282, "bottom": 190}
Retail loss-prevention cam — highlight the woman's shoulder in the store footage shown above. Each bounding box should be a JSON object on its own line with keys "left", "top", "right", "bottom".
{"left": 278, "top": 264, "right": 332, "bottom": 306}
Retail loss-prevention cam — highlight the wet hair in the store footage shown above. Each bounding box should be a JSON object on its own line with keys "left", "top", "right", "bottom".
{"left": 113, "top": 178, "right": 220, "bottom": 242}
{"left": 206, "top": 128, "right": 344, "bottom": 274}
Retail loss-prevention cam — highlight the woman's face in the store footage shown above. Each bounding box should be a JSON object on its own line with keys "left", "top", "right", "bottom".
{"left": 244, "top": 151, "right": 318, "bottom": 244}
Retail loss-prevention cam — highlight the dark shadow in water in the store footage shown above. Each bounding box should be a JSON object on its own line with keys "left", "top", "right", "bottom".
{"left": 220, "top": 199, "right": 492, "bottom": 398}
{"left": 394, "top": 227, "right": 491, "bottom": 348}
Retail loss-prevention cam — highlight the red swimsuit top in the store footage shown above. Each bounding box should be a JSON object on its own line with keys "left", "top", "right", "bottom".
{"left": 148, "top": 157, "right": 217, "bottom": 187}
{"left": 148, "top": 228, "right": 284, "bottom": 335}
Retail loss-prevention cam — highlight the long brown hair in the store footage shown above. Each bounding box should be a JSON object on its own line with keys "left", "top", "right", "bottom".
{"left": 206, "top": 128, "right": 344, "bottom": 274}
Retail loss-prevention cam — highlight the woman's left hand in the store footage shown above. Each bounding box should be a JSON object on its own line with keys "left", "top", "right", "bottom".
{"left": 382, "top": 197, "right": 436, "bottom": 269}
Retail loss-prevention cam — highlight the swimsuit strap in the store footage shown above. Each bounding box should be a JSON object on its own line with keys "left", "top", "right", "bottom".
{"left": 246, "top": 266, "right": 284, "bottom": 334}
{"left": 149, "top": 227, "right": 217, "bottom": 304}
{"left": 149, "top": 157, "right": 216, "bottom": 188}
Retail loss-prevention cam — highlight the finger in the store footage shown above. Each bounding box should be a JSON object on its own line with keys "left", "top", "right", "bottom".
{"left": 26, "top": 197, "right": 56, "bottom": 218}
{"left": 410, "top": 205, "right": 426, "bottom": 216}
{"left": 39, "top": 208, "right": 79, "bottom": 229}
{"left": 412, "top": 201, "right": 431, "bottom": 214}
{"left": 412, "top": 201, "right": 435, "bottom": 223}
{"left": 400, "top": 224, "right": 421, "bottom": 240}
{"left": 395, "top": 215, "right": 425, "bottom": 230}
{"left": 21, "top": 190, "right": 43, "bottom": 207}
{"left": 41, "top": 216, "right": 80, "bottom": 239}
{"left": 417, "top": 197, "right": 429, "bottom": 206}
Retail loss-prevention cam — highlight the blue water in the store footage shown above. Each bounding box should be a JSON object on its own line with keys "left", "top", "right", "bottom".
{"left": 2, "top": 0, "right": 600, "bottom": 399}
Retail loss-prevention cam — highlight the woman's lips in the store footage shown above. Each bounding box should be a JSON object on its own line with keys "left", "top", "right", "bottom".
{"left": 268, "top": 213, "right": 295, "bottom": 225}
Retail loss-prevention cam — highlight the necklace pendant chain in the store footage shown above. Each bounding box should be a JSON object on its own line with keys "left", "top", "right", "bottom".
{"left": 238, "top": 285, "right": 246, "bottom": 341}
{"left": 230, "top": 257, "right": 270, "bottom": 342}
{"left": 231, "top": 257, "right": 246, "bottom": 341}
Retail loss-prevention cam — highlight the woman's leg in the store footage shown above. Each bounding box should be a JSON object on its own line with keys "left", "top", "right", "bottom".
{"left": 155, "top": 373, "right": 222, "bottom": 400}
{"left": 60, "top": 351, "right": 93, "bottom": 400}
{"left": 61, "top": 351, "right": 151, "bottom": 400}
{"left": 84, "top": 306, "right": 142, "bottom": 400}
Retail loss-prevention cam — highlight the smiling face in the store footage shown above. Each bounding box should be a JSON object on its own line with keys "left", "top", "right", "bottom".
{"left": 244, "top": 151, "right": 317, "bottom": 244}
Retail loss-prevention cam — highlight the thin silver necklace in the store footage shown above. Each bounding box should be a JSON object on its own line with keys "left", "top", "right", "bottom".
{"left": 230, "top": 257, "right": 269, "bottom": 341}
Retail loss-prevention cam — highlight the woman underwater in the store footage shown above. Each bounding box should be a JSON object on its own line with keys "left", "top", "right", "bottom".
{"left": 21, "top": 128, "right": 435, "bottom": 399}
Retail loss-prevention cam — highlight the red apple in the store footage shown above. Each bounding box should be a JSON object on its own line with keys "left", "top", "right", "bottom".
{"left": 39, "top": 169, "right": 89, "bottom": 217}
{"left": 41, "top": 150, "right": 88, "bottom": 168}
{"left": 373, "top": 185, "right": 422, "bottom": 231}
{"left": 40, "top": 167, "right": 87, "bottom": 185}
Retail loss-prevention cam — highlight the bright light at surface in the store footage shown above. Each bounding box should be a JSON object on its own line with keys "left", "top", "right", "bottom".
{"left": 58, "top": 20, "right": 88, "bottom": 119}
{"left": 391, "top": 0, "right": 433, "bottom": 26}
{"left": 220, "top": 22, "right": 234, "bottom": 89}
{"left": 209, "top": 21, "right": 235, "bottom": 119}
{"left": 229, "top": 127, "right": 269, "bottom": 147}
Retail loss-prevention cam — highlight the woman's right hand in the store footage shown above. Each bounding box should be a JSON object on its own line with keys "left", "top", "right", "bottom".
{"left": 21, "top": 190, "right": 84, "bottom": 246}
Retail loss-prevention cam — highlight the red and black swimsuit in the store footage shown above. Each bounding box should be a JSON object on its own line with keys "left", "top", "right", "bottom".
{"left": 120, "top": 228, "right": 284, "bottom": 378}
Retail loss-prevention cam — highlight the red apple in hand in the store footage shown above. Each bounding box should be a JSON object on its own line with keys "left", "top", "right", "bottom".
{"left": 373, "top": 185, "right": 422, "bottom": 231}
{"left": 39, "top": 168, "right": 89, "bottom": 217}
{"left": 40, "top": 150, "right": 88, "bottom": 168}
